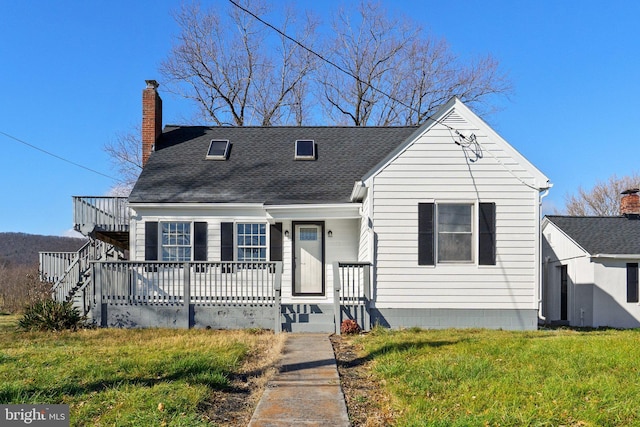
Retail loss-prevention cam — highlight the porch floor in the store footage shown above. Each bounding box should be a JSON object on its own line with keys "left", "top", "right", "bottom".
{"left": 248, "top": 333, "right": 349, "bottom": 426}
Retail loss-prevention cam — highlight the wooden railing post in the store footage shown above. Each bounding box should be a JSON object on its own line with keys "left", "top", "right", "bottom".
{"left": 184, "top": 262, "right": 191, "bottom": 328}
{"left": 333, "top": 262, "right": 342, "bottom": 335}
{"left": 363, "top": 264, "right": 371, "bottom": 331}
{"left": 273, "top": 262, "right": 282, "bottom": 333}
{"left": 94, "top": 262, "right": 106, "bottom": 327}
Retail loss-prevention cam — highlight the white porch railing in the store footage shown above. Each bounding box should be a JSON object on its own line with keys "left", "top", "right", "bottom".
{"left": 40, "top": 239, "right": 107, "bottom": 304}
{"left": 333, "top": 262, "right": 371, "bottom": 334}
{"left": 94, "top": 261, "right": 283, "bottom": 306}
{"left": 73, "top": 196, "right": 129, "bottom": 233}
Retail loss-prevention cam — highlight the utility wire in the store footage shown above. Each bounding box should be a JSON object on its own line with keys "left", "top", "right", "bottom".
{"left": 227, "top": 0, "right": 463, "bottom": 137}
{"left": 0, "top": 130, "right": 122, "bottom": 182}
{"left": 230, "top": 1, "right": 547, "bottom": 189}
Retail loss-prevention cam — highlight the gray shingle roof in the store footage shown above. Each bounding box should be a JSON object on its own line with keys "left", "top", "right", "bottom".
{"left": 129, "top": 126, "right": 419, "bottom": 204}
{"left": 546, "top": 215, "right": 640, "bottom": 255}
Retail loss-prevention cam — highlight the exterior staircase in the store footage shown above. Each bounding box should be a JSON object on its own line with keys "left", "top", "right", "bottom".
{"left": 39, "top": 196, "right": 130, "bottom": 317}
{"left": 40, "top": 239, "right": 124, "bottom": 317}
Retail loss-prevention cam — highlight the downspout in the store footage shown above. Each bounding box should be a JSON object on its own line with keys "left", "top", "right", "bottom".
{"left": 538, "top": 188, "right": 550, "bottom": 324}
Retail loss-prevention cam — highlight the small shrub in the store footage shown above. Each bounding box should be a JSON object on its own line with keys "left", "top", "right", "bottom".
{"left": 18, "top": 300, "right": 86, "bottom": 331}
{"left": 341, "top": 319, "right": 361, "bottom": 335}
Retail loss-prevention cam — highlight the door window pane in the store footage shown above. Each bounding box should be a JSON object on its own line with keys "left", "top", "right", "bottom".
{"left": 299, "top": 228, "right": 318, "bottom": 241}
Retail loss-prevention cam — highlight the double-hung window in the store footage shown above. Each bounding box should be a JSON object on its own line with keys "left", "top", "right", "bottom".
{"left": 437, "top": 204, "right": 473, "bottom": 262}
{"left": 418, "top": 202, "right": 495, "bottom": 266}
{"left": 161, "top": 222, "right": 191, "bottom": 261}
{"left": 145, "top": 221, "right": 207, "bottom": 262}
{"left": 236, "top": 223, "right": 267, "bottom": 261}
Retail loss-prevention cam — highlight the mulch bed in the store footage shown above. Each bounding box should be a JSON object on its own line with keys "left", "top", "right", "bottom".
{"left": 330, "top": 334, "right": 397, "bottom": 426}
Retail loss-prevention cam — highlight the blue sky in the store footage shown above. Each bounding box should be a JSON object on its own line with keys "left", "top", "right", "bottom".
{"left": 1, "top": 1, "right": 639, "bottom": 236}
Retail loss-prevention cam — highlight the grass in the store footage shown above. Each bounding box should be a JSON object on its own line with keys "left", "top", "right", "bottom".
{"left": 0, "top": 315, "right": 284, "bottom": 426}
{"left": 349, "top": 327, "right": 640, "bottom": 427}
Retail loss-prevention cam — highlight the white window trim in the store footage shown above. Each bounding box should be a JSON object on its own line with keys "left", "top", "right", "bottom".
{"left": 234, "top": 222, "right": 269, "bottom": 262}
{"left": 435, "top": 202, "right": 476, "bottom": 264}
{"left": 160, "top": 221, "right": 193, "bottom": 262}
{"left": 206, "top": 139, "right": 230, "bottom": 160}
{"left": 294, "top": 139, "right": 316, "bottom": 160}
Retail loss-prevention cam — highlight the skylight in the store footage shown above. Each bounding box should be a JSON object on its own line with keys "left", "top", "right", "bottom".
{"left": 206, "top": 139, "right": 230, "bottom": 160}
{"left": 295, "top": 140, "right": 316, "bottom": 160}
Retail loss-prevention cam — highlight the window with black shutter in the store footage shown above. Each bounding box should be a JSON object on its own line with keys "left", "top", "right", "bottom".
{"left": 418, "top": 202, "right": 496, "bottom": 266}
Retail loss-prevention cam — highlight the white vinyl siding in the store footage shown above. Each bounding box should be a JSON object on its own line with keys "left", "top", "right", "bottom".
{"left": 370, "top": 110, "right": 541, "bottom": 310}
{"left": 128, "top": 207, "right": 360, "bottom": 305}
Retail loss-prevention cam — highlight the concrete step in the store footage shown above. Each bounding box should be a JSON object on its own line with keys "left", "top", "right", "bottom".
{"left": 281, "top": 303, "right": 336, "bottom": 333}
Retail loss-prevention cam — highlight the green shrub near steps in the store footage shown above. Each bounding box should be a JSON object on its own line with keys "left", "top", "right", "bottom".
{"left": 18, "top": 300, "right": 86, "bottom": 331}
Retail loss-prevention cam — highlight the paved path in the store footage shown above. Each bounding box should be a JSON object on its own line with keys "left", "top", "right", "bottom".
{"left": 248, "top": 333, "right": 350, "bottom": 426}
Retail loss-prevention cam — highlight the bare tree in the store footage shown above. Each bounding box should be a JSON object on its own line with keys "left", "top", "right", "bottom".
{"left": 564, "top": 173, "right": 640, "bottom": 216}
{"left": 103, "top": 126, "right": 142, "bottom": 196}
{"left": 160, "top": 1, "right": 318, "bottom": 126}
{"left": 318, "top": 1, "right": 512, "bottom": 126}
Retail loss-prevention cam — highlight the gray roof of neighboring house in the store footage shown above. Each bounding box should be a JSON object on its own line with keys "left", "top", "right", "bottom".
{"left": 129, "top": 126, "right": 419, "bottom": 204}
{"left": 545, "top": 215, "right": 640, "bottom": 255}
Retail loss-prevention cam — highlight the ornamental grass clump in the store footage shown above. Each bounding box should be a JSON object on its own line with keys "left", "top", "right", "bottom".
{"left": 18, "top": 300, "right": 86, "bottom": 331}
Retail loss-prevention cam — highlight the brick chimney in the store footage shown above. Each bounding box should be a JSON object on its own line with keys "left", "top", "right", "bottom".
{"left": 142, "top": 80, "right": 162, "bottom": 167}
{"left": 620, "top": 188, "right": 640, "bottom": 217}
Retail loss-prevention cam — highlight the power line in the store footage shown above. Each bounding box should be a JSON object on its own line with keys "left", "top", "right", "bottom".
{"left": 0, "top": 130, "right": 122, "bottom": 182}
{"left": 228, "top": 1, "right": 548, "bottom": 190}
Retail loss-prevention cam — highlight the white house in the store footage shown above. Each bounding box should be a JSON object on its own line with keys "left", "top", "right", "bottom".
{"left": 542, "top": 190, "right": 640, "bottom": 328}
{"left": 40, "top": 80, "right": 551, "bottom": 332}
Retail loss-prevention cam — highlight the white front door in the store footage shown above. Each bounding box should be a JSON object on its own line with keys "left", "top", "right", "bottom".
{"left": 294, "top": 223, "right": 324, "bottom": 295}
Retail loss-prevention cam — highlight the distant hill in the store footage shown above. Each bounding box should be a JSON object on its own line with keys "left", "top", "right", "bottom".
{"left": 0, "top": 232, "right": 87, "bottom": 267}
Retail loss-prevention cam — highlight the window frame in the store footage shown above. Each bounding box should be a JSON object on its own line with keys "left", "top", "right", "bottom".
{"left": 160, "top": 221, "right": 192, "bottom": 262}
{"left": 206, "top": 139, "right": 230, "bottom": 160}
{"left": 235, "top": 222, "right": 268, "bottom": 262}
{"left": 436, "top": 202, "right": 475, "bottom": 264}
{"left": 294, "top": 140, "right": 316, "bottom": 160}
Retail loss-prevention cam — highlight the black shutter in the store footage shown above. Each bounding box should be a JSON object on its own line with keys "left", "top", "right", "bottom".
{"left": 479, "top": 202, "right": 496, "bottom": 266}
{"left": 194, "top": 222, "right": 207, "bottom": 261}
{"left": 418, "top": 203, "right": 434, "bottom": 265}
{"left": 270, "top": 223, "right": 283, "bottom": 261}
{"left": 145, "top": 222, "right": 158, "bottom": 261}
{"left": 627, "top": 263, "right": 639, "bottom": 303}
{"left": 221, "top": 222, "right": 234, "bottom": 261}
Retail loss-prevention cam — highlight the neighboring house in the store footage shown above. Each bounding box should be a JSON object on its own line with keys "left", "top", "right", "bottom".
{"left": 40, "top": 80, "right": 551, "bottom": 332}
{"left": 542, "top": 191, "right": 640, "bottom": 328}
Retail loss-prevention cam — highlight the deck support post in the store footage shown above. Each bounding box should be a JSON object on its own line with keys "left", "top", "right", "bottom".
{"left": 274, "top": 262, "right": 283, "bottom": 333}
{"left": 183, "top": 262, "right": 191, "bottom": 328}
{"left": 363, "top": 264, "right": 371, "bottom": 332}
{"left": 333, "top": 262, "right": 341, "bottom": 335}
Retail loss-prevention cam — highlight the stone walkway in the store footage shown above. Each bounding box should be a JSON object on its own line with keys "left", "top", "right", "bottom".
{"left": 248, "top": 333, "right": 350, "bottom": 426}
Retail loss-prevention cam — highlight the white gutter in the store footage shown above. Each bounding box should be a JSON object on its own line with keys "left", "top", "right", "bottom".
{"left": 127, "top": 202, "right": 266, "bottom": 210}
{"left": 350, "top": 181, "right": 367, "bottom": 202}
{"left": 590, "top": 254, "right": 640, "bottom": 260}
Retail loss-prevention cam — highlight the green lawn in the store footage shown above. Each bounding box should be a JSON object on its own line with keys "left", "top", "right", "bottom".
{"left": 353, "top": 327, "right": 640, "bottom": 427}
{"left": 0, "top": 315, "right": 282, "bottom": 426}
